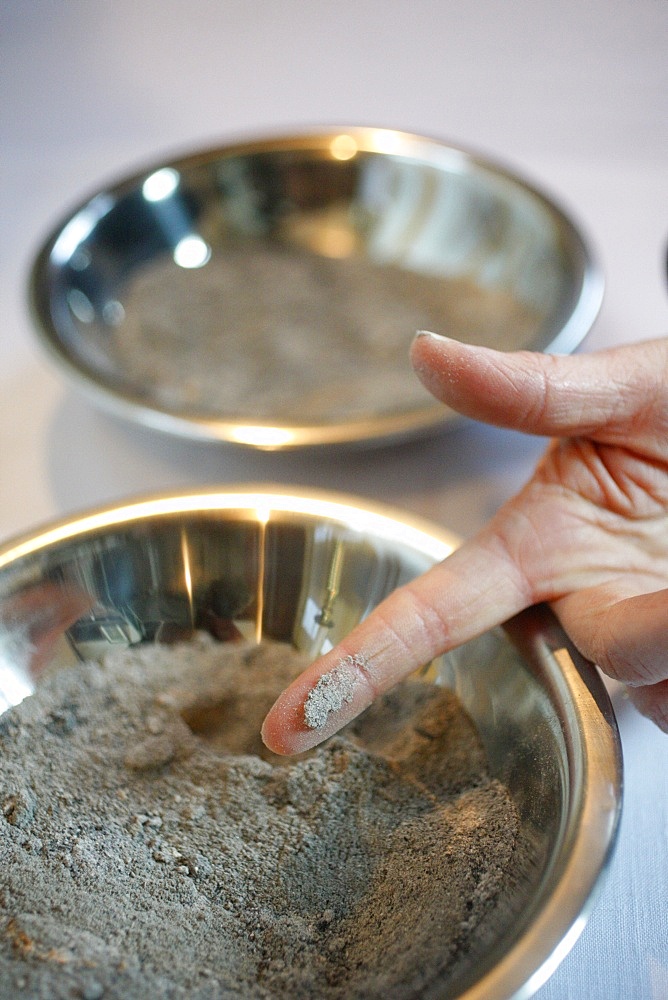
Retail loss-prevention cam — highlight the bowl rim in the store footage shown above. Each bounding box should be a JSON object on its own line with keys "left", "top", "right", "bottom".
{"left": 0, "top": 484, "right": 462, "bottom": 570}
{"left": 27, "top": 126, "right": 605, "bottom": 451}
{"left": 0, "top": 486, "right": 622, "bottom": 998}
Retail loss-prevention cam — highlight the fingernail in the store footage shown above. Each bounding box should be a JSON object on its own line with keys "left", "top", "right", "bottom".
{"left": 414, "top": 329, "right": 454, "bottom": 343}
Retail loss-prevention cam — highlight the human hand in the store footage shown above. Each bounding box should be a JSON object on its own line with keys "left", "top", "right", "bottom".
{"left": 262, "top": 333, "right": 668, "bottom": 754}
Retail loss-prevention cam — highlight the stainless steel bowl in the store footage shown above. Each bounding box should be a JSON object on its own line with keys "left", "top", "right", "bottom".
{"left": 0, "top": 487, "right": 621, "bottom": 999}
{"left": 29, "top": 128, "right": 603, "bottom": 449}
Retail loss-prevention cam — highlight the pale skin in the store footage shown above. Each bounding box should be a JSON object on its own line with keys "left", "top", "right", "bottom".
{"left": 262, "top": 332, "right": 668, "bottom": 754}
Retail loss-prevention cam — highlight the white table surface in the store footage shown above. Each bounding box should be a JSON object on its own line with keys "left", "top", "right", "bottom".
{"left": 1, "top": 2, "right": 667, "bottom": 996}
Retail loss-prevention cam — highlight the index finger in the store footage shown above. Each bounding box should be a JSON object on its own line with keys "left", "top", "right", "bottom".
{"left": 261, "top": 531, "right": 533, "bottom": 755}
{"left": 410, "top": 332, "right": 668, "bottom": 454}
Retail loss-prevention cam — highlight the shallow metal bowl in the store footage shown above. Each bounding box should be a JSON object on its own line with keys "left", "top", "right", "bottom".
{"left": 0, "top": 488, "right": 621, "bottom": 998}
{"left": 29, "top": 128, "right": 603, "bottom": 449}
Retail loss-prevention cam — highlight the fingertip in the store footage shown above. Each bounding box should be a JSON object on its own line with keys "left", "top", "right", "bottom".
{"left": 260, "top": 674, "right": 322, "bottom": 755}
{"left": 260, "top": 697, "right": 303, "bottom": 756}
{"left": 260, "top": 693, "right": 356, "bottom": 756}
{"left": 410, "top": 331, "right": 511, "bottom": 377}
{"left": 410, "top": 329, "right": 456, "bottom": 365}
{"left": 261, "top": 651, "right": 376, "bottom": 756}
{"left": 411, "top": 336, "right": 488, "bottom": 425}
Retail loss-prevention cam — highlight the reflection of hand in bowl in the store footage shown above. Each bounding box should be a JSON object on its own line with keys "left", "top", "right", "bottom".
{"left": 0, "top": 582, "right": 92, "bottom": 703}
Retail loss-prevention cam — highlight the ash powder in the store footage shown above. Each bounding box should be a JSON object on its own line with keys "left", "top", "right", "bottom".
{"left": 0, "top": 634, "right": 519, "bottom": 999}
{"left": 110, "top": 243, "right": 541, "bottom": 423}
{"left": 303, "top": 663, "right": 357, "bottom": 729}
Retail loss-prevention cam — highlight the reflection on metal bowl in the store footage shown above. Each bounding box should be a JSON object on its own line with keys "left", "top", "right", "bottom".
{"left": 0, "top": 487, "right": 621, "bottom": 998}
{"left": 30, "top": 129, "right": 603, "bottom": 448}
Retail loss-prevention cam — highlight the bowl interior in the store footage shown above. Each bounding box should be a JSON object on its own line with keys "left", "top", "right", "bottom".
{"left": 0, "top": 490, "right": 621, "bottom": 998}
{"left": 30, "top": 129, "right": 602, "bottom": 448}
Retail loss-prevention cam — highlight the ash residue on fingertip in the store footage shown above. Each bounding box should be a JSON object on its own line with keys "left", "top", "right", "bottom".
{"left": 303, "top": 654, "right": 369, "bottom": 731}
{"left": 303, "top": 666, "right": 355, "bottom": 730}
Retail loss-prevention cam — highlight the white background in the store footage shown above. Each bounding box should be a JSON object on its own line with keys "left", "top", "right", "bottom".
{"left": 1, "top": 2, "right": 667, "bottom": 996}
